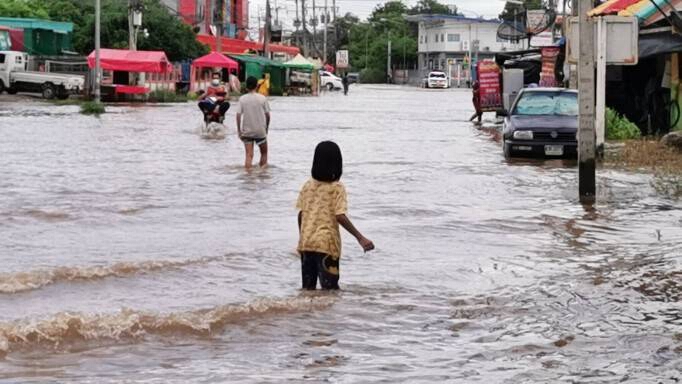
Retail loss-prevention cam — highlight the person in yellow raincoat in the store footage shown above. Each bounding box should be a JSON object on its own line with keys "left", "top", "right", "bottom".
{"left": 257, "top": 73, "right": 270, "bottom": 96}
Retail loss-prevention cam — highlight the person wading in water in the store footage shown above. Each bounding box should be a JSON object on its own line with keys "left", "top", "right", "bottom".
{"left": 236, "top": 76, "right": 271, "bottom": 169}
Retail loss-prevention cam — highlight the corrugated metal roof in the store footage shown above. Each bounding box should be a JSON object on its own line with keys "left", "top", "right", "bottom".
{"left": 0, "top": 17, "right": 73, "bottom": 33}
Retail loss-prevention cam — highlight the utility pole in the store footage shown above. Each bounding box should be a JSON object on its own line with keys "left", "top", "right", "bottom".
{"left": 387, "top": 32, "right": 392, "bottom": 84}
{"left": 94, "top": 0, "right": 101, "bottom": 103}
{"left": 578, "top": 0, "right": 596, "bottom": 204}
{"left": 312, "top": 0, "right": 317, "bottom": 57}
{"left": 264, "top": 0, "right": 271, "bottom": 58}
{"left": 323, "top": 0, "right": 328, "bottom": 64}
{"left": 332, "top": 0, "right": 337, "bottom": 57}
{"left": 294, "top": 0, "right": 300, "bottom": 48}
{"left": 301, "top": 0, "right": 308, "bottom": 56}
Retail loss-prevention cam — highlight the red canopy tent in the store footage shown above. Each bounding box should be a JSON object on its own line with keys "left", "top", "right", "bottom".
{"left": 190, "top": 52, "right": 240, "bottom": 93}
{"left": 87, "top": 48, "right": 172, "bottom": 73}
{"left": 192, "top": 51, "right": 239, "bottom": 71}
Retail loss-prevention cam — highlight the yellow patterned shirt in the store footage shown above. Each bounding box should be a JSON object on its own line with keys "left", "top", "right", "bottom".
{"left": 296, "top": 179, "right": 348, "bottom": 259}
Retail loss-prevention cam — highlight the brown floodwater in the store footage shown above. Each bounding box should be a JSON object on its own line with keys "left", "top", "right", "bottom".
{"left": 0, "top": 86, "right": 680, "bottom": 383}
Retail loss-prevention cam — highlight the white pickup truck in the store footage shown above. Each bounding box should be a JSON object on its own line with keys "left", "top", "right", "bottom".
{"left": 0, "top": 51, "right": 85, "bottom": 99}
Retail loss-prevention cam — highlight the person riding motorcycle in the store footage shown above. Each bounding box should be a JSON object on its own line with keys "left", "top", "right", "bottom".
{"left": 198, "top": 72, "right": 230, "bottom": 123}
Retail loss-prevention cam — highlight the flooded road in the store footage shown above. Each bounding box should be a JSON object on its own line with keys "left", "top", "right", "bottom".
{"left": 0, "top": 86, "right": 681, "bottom": 383}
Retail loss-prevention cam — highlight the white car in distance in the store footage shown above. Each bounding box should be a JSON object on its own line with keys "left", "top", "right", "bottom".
{"left": 426, "top": 71, "right": 449, "bottom": 89}
{"left": 319, "top": 70, "right": 343, "bottom": 91}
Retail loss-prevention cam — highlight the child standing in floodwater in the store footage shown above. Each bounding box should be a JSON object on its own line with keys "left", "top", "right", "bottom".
{"left": 296, "top": 141, "right": 374, "bottom": 290}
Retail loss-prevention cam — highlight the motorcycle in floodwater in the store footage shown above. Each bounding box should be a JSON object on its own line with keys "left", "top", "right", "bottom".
{"left": 199, "top": 92, "right": 229, "bottom": 140}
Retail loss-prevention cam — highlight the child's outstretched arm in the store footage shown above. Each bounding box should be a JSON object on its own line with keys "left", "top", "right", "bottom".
{"left": 336, "top": 214, "right": 374, "bottom": 252}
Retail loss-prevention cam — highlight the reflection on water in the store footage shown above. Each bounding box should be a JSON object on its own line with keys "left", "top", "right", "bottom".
{"left": 0, "top": 87, "right": 680, "bottom": 382}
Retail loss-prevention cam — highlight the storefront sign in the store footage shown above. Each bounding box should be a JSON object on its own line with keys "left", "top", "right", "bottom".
{"left": 477, "top": 61, "right": 502, "bottom": 112}
{"left": 336, "top": 50, "right": 349, "bottom": 69}
{"left": 539, "top": 47, "right": 560, "bottom": 87}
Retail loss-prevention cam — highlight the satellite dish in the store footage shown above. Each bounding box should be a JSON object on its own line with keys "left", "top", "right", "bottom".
{"left": 497, "top": 8, "right": 556, "bottom": 42}
{"left": 497, "top": 20, "right": 527, "bottom": 42}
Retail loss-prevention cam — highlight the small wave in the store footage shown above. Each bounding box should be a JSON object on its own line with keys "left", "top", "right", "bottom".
{"left": 0, "top": 256, "right": 225, "bottom": 294}
{"left": 0, "top": 296, "right": 335, "bottom": 356}
{"left": 23, "top": 209, "right": 71, "bottom": 222}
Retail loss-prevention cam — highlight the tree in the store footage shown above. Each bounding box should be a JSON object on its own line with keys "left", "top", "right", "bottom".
{"left": 3, "top": 0, "right": 208, "bottom": 61}
{"left": 344, "top": 1, "right": 418, "bottom": 81}
{"left": 499, "top": 0, "right": 545, "bottom": 21}
{"left": 408, "top": 0, "right": 459, "bottom": 16}
{"left": 0, "top": 0, "right": 49, "bottom": 19}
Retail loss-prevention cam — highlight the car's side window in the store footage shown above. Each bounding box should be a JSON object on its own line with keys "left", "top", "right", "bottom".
{"left": 0, "top": 54, "right": 5, "bottom": 64}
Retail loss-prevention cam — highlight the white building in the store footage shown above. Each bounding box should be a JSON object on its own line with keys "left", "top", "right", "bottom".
{"left": 406, "top": 14, "right": 526, "bottom": 74}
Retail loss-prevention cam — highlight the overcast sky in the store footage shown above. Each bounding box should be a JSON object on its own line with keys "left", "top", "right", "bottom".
{"left": 248, "top": 0, "right": 507, "bottom": 33}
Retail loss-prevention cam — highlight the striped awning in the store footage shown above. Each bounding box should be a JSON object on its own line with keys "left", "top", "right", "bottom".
{"left": 589, "top": 0, "right": 682, "bottom": 26}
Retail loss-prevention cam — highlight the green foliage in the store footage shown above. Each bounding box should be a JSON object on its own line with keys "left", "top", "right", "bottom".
{"left": 499, "top": 0, "right": 545, "bottom": 21}
{"left": 408, "top": 0, "right": 459, "bottom": 15}
{"left": 0, "top": 0, "right": 49, "bottom": 19}
{"left": 147, "top": 90, "right": 188, "bottom": 103}
{"left": 3, "top": 0, "right": 208, "bottom": 61}
{"left": 606, "top": 107, "right": 641, "bottom": 140}
{"left": 346, "top": 1, "right": 419, "bottom": 73}
{"left": 80, "top": 101, "right": 105, "bottom": 115}
{"left": 359, "top": 68, "right": 386, "bottom": 83}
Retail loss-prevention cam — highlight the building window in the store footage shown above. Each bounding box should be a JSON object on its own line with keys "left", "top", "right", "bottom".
{"left": 434, "top": 34, "right": 438, "bottom": 42}
{"left": 447, "top": 33, "right": 460, "bottom": 42}
{"left": 424, "top": 35, "right": 428, "bottom": 43}
{"left": 440, "top": 34, "right": 444, "bottom": 43}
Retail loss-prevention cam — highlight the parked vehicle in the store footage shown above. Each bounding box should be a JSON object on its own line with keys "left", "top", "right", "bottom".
{"left": 425, "top": 71, "right": 449, "bottom": 89}
{"left": 347, "top": 72, "right": 359, "bottom": 84}
{"left": 0, "top": 51, "right": 85, "bottom": 99}
{"left": 502, "top": 88, "right": 578, "bottom": 159}
{"left": 319, "top": 70, "right": 343, "bottom": 91}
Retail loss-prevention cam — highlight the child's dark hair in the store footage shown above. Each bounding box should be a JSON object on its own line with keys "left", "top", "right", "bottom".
{"left": 312, "top": 141, "right": 343, "bottom": 182}
{"left": 246, "top": 76, "right": 258, "bottom": 90}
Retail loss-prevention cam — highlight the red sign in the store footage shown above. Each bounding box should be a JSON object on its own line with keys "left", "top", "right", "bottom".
{"left": 476, "top": 61, "right": 502, "bottom": 112}
{"left": 540, "top": 47, "right": 560, "bottom": 87}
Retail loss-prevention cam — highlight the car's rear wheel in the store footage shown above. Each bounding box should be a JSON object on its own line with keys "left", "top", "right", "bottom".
{"left": 327, "top": 83, "right": 334, "bottom": 91}
{"left": 42, "top": 83, "right": 56, "bottom": 99}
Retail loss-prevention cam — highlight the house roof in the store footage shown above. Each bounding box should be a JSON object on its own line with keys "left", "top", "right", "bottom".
{"left": 87, "top": 49, "right": 171, "bottom": 73}
{"left": 405, "top": 14, "right": 500, "bottom": 24}
{"left": 0, "top": 17, "right": 73, "bottom": 33}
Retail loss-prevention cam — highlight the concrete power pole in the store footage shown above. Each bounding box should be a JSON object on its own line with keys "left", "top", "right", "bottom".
{"left": 94, "top": 0, "right": 101, "bottom": 103}
{"left": 301, "top": 0, "right": 308, "bottom": 56}
{"left": 264, "top": 0, "right": 271, "bottom": 58}
{"left": 332, "top": 0, "right": 337, "bottom": 51}
{"left": 312, "top": 0, "right": 317, "bottom": 57}
{"left": 578, "top": 0, "right": 596, "bottom": 204}
{"left": 323, "top": 0, "right": 328, "bottom": 64}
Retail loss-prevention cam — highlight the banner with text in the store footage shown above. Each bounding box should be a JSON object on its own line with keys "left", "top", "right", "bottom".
{"left": 539, "top": 47, "right": 560, "bottom": 87}
{"left": 476, "top": 61, "right": 502, "bottom": 112}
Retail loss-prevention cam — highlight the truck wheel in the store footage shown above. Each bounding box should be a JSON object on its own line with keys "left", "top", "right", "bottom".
{"left": 7, "top": 88, "right": 18, "bottom": 95}
{"left": 42, "top": 83, "right": 56, "bottom": 99}
{"left": 0, "top": 80, "right": 5, "bottom": 94}
{"left": 327, "top": 83, "right": 334, "bottom": 91}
